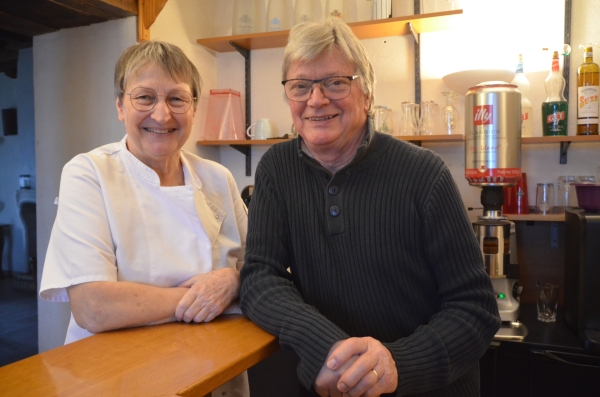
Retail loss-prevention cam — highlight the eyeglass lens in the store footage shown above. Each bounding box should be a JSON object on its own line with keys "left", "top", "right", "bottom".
{"left": 128, "top": 87, "right": 193, "bottom": 113}
{"left": 284, "top": 76, "right": 354, "bottom": 101}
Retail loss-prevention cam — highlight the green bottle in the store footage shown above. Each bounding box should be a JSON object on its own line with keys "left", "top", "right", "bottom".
{"left": 542, "top": 51, "right": 568, "bottom": 136}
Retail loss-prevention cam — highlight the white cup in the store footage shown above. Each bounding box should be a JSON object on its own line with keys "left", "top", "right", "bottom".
{"left": 246, "top": 119, "right": 274, "bottom": 140}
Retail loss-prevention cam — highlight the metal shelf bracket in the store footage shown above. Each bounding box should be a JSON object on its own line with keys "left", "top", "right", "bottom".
{"left": 229, "top": 41, "right": 253, "bottom": 176}
{"left": 559, "top": 141, "right": 571, "bottom": 164}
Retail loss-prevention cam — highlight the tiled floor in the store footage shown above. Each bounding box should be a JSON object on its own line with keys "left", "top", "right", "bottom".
{"left": 0, "top": 276, "right": 38, "bottom": 367}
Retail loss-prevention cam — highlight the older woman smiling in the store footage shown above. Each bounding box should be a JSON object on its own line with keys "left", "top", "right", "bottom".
{"left": 40, "top": 41, "right": 249, "bottom": 397}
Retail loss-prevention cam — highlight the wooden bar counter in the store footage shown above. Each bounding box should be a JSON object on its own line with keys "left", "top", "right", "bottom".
{"left": 0, "top": 315, "right": 278, "bottom": 396}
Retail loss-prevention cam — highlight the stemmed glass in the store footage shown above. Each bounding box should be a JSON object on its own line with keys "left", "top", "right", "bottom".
{"left": 441, "top": 92, "right": 459, "bottom": 135}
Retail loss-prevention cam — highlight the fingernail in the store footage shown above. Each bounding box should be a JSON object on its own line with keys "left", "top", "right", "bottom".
{"left": 327, "top": 358, "right": 337, "bottom": 369}
{"left": 338, "top": 382, "right": 347, "bottom": 392}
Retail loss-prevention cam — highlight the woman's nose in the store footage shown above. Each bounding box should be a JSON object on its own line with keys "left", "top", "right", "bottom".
{"left": 150, "top": 98, "right": 173, "bottom": 122}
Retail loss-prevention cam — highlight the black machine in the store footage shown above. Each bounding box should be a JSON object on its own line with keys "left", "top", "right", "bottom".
{"left": 565, "top": 208, "right": 600, "bottom": 353}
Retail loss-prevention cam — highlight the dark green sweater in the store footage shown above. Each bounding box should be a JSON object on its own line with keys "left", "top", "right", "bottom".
{"left": 240, "top": 130, "right": 500, "bottom": 396}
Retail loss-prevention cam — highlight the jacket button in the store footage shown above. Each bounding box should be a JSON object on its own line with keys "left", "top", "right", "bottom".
{"left": 328, "top": 185, "right": 339, "bottom": 195}
{"left": 330, "top": 205, "right": 340, "bottom": 216}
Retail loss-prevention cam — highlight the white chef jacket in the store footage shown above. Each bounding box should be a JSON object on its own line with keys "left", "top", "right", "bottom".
{"left": 40, "top": 136, "right": 249, "bottom": 397}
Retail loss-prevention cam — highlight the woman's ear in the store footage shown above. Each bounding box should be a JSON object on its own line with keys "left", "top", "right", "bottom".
{"left": 116, "top": 97, "right": 125, "bottom": 121}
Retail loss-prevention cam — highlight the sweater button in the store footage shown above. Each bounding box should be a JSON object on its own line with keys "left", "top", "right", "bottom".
{"left": 328, "top": 185, "right": 339, "bottom": 195}
{"left": 330, "top": 205, "right": 340, "bottom": 216}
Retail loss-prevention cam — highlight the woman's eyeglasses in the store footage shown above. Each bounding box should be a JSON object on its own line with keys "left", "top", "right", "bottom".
{"left": 125, "top": 87, "right": 196, "bottom": 114}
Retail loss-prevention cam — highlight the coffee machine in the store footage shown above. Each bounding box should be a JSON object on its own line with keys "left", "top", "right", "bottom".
{"left": 465, "top": 82, "right": 524, "bottom": 326}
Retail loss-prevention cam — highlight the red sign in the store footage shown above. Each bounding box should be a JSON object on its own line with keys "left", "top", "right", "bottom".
{"left": 474, "top": 105, "right": 493, "bottom": 125}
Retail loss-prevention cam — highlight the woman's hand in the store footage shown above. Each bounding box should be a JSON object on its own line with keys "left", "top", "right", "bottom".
{"left": 175, "top": 268, "right": 241, "bottom": 323}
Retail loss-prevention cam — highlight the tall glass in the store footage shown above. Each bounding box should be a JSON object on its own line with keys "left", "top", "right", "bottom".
{"left": 374, "top": 105, "right": 394, "bottom": 135}
{"left": 441, "top": 92, "right": 459, "bottom": 135}
{"left": 536, "top": 183, "right": 554, "bottom": 214}
{"left": 419, "top": 101, "right": 439, "bottom": 135}
{"left": 401, "top": 102, "right": 420, "bottom": 136}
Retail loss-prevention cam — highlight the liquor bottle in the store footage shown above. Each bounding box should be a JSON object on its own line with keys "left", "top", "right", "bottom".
{"left": 326, "top": 0, "right": 344, "bottom": 20}
{"left": 541, "top": 51, "right": 568, "bottom": 136}
{"left": 577, "top": 45, "right": 599, "bottom": 135}
{"left": 232, "top": 0, "right": 256, "bottom": 35}
{"left": 510, "top": 54, "right": 534, "bottom": 137}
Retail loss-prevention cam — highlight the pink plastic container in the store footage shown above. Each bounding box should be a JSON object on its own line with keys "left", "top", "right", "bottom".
{"left": 573, "top": 183, "right": 600, "bottom": 212}
{"left": 204, "top": 89, "right": 245, "bottom": 140}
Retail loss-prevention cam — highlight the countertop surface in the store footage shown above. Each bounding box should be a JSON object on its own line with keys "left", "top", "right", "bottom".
{"left": 499, "top": 303, "right": 594, "bottom": 354}
{"left": 0, "top": 314, "right": 279, "bottom": 397}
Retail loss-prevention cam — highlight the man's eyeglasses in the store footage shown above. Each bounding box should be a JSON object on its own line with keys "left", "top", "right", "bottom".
{"left": 281, "top": 75, "right": 360, "bottom": 102}
{"left": 124, "top": 87, "right": 196, "bottom": 114}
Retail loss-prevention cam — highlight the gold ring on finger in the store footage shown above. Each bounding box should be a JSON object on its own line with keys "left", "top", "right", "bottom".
{"left": 372, "top": 368, "right": 379, "bottom": 380}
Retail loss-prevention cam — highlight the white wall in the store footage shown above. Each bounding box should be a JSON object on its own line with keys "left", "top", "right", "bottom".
{"left": 175, "top": 0, "right": 600, "bottom": 218}
{"left": 0, "top": 48, "right": 36, "bottom": 275}
{"left": 35, "top": 18, "right": 137, "bottom": 352}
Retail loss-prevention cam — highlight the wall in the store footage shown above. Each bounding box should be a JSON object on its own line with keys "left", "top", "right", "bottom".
{"left": 35, "top": 18, "right": 137, "bottom": 352}
{"left": 187, "top": 0, "right": 600, "bottom": 207}
{"left": 0, "top": 48, "right": 35, "bottom": 275}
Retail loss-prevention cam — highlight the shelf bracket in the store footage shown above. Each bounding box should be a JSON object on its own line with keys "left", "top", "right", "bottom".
{"left": 230, "top": 41, "right": 253, "bottom": 176}
{"left": 230, "top": 145, "right": 251, "bottom": 176}
{"left": 559, "top": 141, "right": 571, "bottom": 164}
{"left": 411, "top": 0, "right": 421, "bottom": 104}
{"left": 407, "top": 22, "right": 419, "bottom": 45}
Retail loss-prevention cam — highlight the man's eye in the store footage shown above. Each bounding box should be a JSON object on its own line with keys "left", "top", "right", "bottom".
{"left": 291, "top": 81, "right": 309, "bottom": 90}
{"left": 326, "top": 78, "right": 347, "bottom": 87}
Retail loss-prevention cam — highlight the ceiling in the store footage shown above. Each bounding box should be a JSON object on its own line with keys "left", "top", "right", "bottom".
{"left": 0, "top": 0, "right": 137, "bottom": 78}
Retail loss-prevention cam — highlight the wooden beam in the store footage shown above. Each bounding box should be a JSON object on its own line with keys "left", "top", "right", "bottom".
{"left": 137, "top": 0, "right": 168, "bottom": 42}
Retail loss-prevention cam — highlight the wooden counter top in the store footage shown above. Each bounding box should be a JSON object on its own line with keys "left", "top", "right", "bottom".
{"left": 0, "top": 315, "right": 278, "bottom": 397}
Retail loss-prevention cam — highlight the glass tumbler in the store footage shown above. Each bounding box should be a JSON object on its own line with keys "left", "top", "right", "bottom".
{"left": 557, "top": 176, "right": 575, "bottom": 211}
{"left": 374, "top": 105, "right": 394, "bottom": 135}
{"left": 536, "top": 183, "right": 554, "bottom": 214}
{"left": 401, "top": 102, "right": 420, "bottom": 136}
{"left": 419, "top": 101, "right": 439, "bottom": 135}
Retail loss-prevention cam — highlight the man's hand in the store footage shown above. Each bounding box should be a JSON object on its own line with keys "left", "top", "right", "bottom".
{"left": 319, "top": 337, "right": 398, "bottom": 397}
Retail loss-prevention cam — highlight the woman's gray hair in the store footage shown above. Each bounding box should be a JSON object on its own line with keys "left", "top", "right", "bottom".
{"left": 282, "top": 18, "right": 375, "bottom": 116}
{"left": 114, "top": 41, "right": 202, "bottom": 104}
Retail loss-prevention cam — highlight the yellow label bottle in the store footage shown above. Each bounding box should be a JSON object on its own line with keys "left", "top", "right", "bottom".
{"left": 577, "top": 45, "right": 599, "bottom": 135}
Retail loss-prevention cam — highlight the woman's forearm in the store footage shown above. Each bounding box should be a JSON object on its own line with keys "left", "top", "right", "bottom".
{"left": 67, "top": 281, "right": 188, "bottom": 333}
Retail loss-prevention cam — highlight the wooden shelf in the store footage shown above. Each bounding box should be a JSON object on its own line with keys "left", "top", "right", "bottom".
{"left": 196, "top": 10, "right": 463, "bottom": 52}
{"left": 198, "top": 139, "right": 290, "bottom": 146}
{"left": 522, "top": 135, "right": 600, "bottom": 144}
{"left": 505, "top": 213, "right": 565, "bottom": 222}
{"left": 396, "top": 134, "right": 464, "bottom": 143}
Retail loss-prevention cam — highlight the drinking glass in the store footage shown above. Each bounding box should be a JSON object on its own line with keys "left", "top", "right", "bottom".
{"left": 419, "top": 101, "right": 439, "bottom": 135}
{"left": 536, "top": 183, "right": 554, "bottom": 214}
{"left": 441, "top": 92, "right": 459, "bottom": 135}
{"left": 374, "top": 105, "right": 394, "bottom": 135}
{"left": 537, "top": 282, "right": 559, "bottom": 323}
{"left": 401, "top": 102, "right": 420, "bottom": 136}
{"left": 557, "top": 175, "right": 575, "bottom": 211}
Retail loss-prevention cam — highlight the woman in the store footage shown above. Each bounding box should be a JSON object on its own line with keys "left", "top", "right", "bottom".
{"left": 40, "top": 41, "right": 249, "bottom": 397}
{"left": 240, "top": 18, "right": 500, "bottom": 397}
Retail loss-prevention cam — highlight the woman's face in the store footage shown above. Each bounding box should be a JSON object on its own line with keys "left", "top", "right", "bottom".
{"left": 116, "top": 63, "right": 196, "bottom": 167}
{"left": 286, "top": 48, "right": 370, "bottom": 153}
